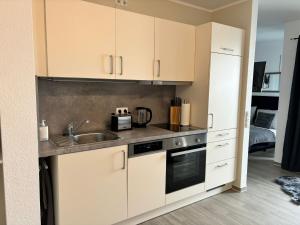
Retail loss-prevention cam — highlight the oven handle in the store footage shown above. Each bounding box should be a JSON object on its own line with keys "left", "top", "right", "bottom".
{"left": 170, "top": 147, "right": 206, "bottom": 157}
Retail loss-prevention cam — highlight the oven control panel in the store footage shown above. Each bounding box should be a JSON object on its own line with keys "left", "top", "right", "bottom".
{"left": 164, "top": 133, "right": 207, "bottom": 150}
{"left": 128, "top": 133, "right": 207, "bottom": 158}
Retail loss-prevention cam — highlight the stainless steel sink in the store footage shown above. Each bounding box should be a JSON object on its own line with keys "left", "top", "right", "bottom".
{"left": 52, "top": 131, "right": 120, "bottom": 147}
{"left": 72, "top": 132, "right": 120, "bottom": 145}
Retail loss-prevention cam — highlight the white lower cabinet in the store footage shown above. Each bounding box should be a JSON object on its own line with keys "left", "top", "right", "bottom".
{"left": 128, "top": 152, "right": 166, "bottom": 218}
{"left": 207, "top": 129, "right": 237, "bottom": 143}
{"left": 52, "top": 145, "right": 128, "bottom": 225}
{"left": 205, "top": 158, "right": 236, "bottom": 190}
{"left": 207, "top": 139, "right": 237, "bottom": 164}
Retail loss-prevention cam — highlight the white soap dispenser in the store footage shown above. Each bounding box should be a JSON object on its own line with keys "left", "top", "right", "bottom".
{"left": 39, "top": 120, "right": 49, "bottom": 141}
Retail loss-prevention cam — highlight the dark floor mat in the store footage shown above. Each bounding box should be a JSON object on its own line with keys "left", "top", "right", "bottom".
{"left": 275, "top": 176, "right": 300, "bottom": 205}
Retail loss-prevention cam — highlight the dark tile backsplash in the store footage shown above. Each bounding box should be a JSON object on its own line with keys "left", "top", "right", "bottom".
{"left": 38, "top": 79, "right": 175, "bottom": 135}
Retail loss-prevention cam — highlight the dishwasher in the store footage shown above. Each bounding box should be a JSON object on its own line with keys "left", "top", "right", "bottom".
{"left": 127, "top": 133, "right": 207, "bottom": 217}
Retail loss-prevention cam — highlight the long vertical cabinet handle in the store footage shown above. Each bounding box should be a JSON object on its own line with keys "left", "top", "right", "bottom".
{"left": 122, "top": 150, "right": 126, "bottom": 170}
{"left": 157, "top": 60, "right": 161, "bottom": 77}
{"left": 109, "top": 55, "right": 114, "bottom": 75}
{"left": 208, "top": 113, "right": 214, "bottom": 129}
{"left": 120, "top": 56, "right": 123, "bottom": 76}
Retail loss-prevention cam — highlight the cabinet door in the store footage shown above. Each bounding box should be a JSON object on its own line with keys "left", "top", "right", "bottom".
{"left": 53, "top": 146, "right": 127, "bottom": 225}
{"left": 128, "top": 152, "right": 166, "bottom": 218}
{"left": 46, "top": 0, "right": 116, "bottom": 79}
{"left": 205, "top": 158, "right": 236, "bottom": 190}
{"left": 206, "top": 139, "right": 237, "bottom": 164}
{"left": 155, "top": 18, "right": 195, "bottom": 81}
{"left": 208, "top": 53, "right": 241, "bottom": 131}
{"left": 116, "top": 9, "right": 154, "bottom": 80}
{"left": 211, "top": 23, "right": 244, "bottom": 56}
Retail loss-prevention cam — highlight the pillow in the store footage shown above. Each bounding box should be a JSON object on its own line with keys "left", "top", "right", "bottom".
{"left": 256, "top": 109, "right": 278, "bottom": 129}
{"left": 254, "top": 112, "right": 275, "bottom": 129}
{"left": 251, "top": 106, "right": 257, "bottom": 124}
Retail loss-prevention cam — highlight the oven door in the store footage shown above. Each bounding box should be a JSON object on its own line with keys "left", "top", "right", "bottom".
{"left": 166, "top": 145, "right": 206, "bottom": 194}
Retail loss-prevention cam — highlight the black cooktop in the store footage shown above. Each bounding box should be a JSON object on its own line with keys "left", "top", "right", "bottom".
{"left": 153, "top": 123, "right": 201, "bottom": 132}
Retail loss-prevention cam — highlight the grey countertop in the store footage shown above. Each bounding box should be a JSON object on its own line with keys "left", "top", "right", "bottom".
{"left": 39, "top": 126, "right": 207, "bottom": 158}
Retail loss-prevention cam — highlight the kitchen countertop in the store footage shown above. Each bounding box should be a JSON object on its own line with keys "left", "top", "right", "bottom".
{"left": 39, "top": 125, "right": 207, "bottom": 158}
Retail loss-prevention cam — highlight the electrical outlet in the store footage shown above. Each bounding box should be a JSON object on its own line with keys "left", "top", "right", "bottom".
{"left": 115, "top": 0, "right": 128, "bottom": 6}
{"left": 116, "top": 107, "right": 129, "bottom": 115}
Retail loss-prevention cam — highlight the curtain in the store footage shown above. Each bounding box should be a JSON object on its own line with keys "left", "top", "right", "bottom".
{"left": 282, "top": 35, "right": 300, "bottom": 172}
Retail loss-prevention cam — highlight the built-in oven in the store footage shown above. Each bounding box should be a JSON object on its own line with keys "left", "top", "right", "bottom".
{"left": 165, "top": 134, "right": 207, "bottom": 194}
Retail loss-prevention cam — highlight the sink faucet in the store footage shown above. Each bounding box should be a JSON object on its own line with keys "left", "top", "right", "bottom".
{"left": 66, "top": 120, "right": 90, "bottom": 136}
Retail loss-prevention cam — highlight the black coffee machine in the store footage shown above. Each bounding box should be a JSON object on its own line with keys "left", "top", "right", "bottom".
{"left": 132, "top": 107, "right": 152, "bottom": 128}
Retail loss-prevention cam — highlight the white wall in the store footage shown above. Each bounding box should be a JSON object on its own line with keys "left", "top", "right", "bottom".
{"left": 255, "top": 40, "right": 283, "bottom": 72}
{"left": 213, "top": 0, "right": 258, "bottom": 189}
{"left": 274, "top": 20, "right": 300, "bottom": 163}
{"left": 255, "top": 39, "right": 283, "bottom": 91}
{"left": 0, "top": 1, "right": 40, "bottom": 225}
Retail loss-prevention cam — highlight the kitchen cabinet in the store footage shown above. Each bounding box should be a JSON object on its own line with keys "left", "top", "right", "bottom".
{"left": 37, "top": 1, "right": 195, "bottom": 81}
{"left": 52, "top": 145, "right": 128, "bottom": 225}
{"left": 206, "top": 139, "right": 237, "bottom": 164}
{"left": 205, "top": 158, "right": 236, "bottom": 190}
{"left": 177, "top": 22, "right": 244, "bottom": 131}
{"left": 46, "top": 0, "right": 116, "bottom": 79}
{"left": 207, "top": 129, "right": 237, "bottom": 143}
{"left": 207, "top": 53, "right": 242, "bottom": 131}
{"left": 128, "top": 152, "right": 166, "bottom": 218}
{"left": 116, "top": 9, "right": 154, "bottom": 80}
{"left": 211, "top": 22, "right": 244, "bottom": 56}
{"left": 154, "top": 18, "right": 195, "bottom": 82}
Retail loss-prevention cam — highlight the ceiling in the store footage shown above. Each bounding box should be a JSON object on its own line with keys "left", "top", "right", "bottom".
{"left": 257, "top": 0, "right": 300, "bottom": 41}
{"left": 168, "top": 0, "right": 244, "bottom": 11}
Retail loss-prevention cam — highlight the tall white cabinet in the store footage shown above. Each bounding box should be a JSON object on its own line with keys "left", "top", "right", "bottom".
{"left": 208, "top": 53, "right": 242, "bottom": 131}
{"left": 177, "top": 22, "right": 244, "bottom": 190}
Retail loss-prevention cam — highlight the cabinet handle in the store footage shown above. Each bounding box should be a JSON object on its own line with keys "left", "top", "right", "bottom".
{"left": 119, "top": 56, "right": 123, "bottom": 75}
{"left": 216, "top": 163, "right": 228, "bottom": 168}
{"left": 109, "top": 55, "right": 113, "bottom": 75}
{"left": 208, "top": 113, "right": 214, "bottom": 129}
{"left": 157, "top": 60, "right": 161, "bottom": 77}
{"left": 171, "top": 147, "right": 206, "bottom": 157}
{"left": 221, "top": 47, "right": 234, "bottom": 52}
{"left": 216, "top": 143, "right": 229, "bottom": 148}
{"left": 122, "top": 150, "right": 126, "bottom": 170}
{"left": 217, "top": 133, "right": 230, "bottom": 137}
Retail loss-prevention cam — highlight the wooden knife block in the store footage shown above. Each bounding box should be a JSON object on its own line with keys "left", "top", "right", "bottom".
{"left": 170, "top": 106, "right": 181, "bottom": 125}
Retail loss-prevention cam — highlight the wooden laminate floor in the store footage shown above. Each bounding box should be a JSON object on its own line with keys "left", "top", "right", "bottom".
{"left": 141, "top": 159, "right": 300, "bottom": 225}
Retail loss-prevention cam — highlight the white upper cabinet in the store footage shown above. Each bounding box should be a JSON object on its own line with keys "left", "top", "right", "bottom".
{"left": 116, "top": 9, "right": 154, "bottom": 80}
{"left": 46, "top": 0, "right": 116, "bottom": 79}
{"left": 208, "top": 53, "right": 242, "bottom": 131}
{"left": 211, "top": 23, "right": 245, "bottom": 56}
{"left": 154, "top": 18, "right": 195, "bottom": 82}
{"left": 40, "top": 1, "right": 196, "bottom": 81}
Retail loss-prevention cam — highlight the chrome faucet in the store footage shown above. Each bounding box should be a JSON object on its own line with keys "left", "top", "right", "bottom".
{"left": 66, "top": 120, "right": 90, "bottom": 136}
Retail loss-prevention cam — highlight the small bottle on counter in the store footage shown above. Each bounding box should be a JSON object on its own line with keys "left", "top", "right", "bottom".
{"left": 39, "top": 120, "right": 49, "bottom": 141}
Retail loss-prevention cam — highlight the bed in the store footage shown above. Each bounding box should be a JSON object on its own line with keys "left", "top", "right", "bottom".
{"left": 249, "top": 125, "right": 276, "bottom": 153}
{"left": 249, "top": 106, "right": 277, "bottom": 153}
